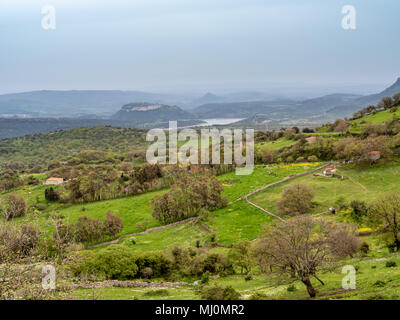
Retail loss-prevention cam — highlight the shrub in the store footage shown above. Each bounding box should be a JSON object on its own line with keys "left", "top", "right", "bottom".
{"left": 0, "top": 222, "right": 40, "bottom": 261}
{"left": 88, "top": 245, "right": 138, "bottom": 280}
{"left": 244, "top": 274, "right": 252, "bottom": 281}
{"left": 277, "top": 184, "right": 315, "bottom": 215}
{"left": 287, "top": 284, "right": 297, "bottom": 292}
{"left": 75, "top": 216, "right": 105, "bottom": 243}
{"left": 134, "top": 252, "right": 171, "bottom": 279}
{"left": 143, "top": 289, "right": 169, "bottom": 297}
{"left": 201, "top": 271, "right": 211, "bottom": 284}
{"left": 45, "top": 187, "right": 60, "bottom": 202}
{"left": 350, "top": 200, "right": 367, "bottom": 223}
{"left": 1, "top": 193, "right": 27, "bottom": 220}
{"left": 373, "top": 280, "right": 386, "bottom": 287}
{"left": 359, "top": 242, "right": 370, "bottom": 254}
{"left": 307, "top": 155, "right": 318, "bottom": 162}
{"left": 140, "top": 267, "right": 154, "bottom": 279}
{"left": 385, "top": 261, "right": 397, "bottom": 268}
{"left": 105, "top": 211, "right": 123, "bottom": 236}
{"left": 201, "top": 285, "right": 240, "bottom": 300}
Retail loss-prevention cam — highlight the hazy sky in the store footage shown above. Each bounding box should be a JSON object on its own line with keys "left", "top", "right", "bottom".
{"left": 1, "top": 0, "right": 399, "bottom": 94}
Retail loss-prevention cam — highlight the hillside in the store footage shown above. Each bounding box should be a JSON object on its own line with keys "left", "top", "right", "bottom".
{"left": 0, "top": 126, "right": 148, "bottom": 170}
{"left": 327, "top": 78, "right": 400, "bottom": 117}
{"left": 111, "top": 102, "right": 194, "bottom": 122}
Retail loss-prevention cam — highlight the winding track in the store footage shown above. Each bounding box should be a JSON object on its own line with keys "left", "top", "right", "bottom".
{"left": 88, "top": 162, "right": 334, "bottom": 248}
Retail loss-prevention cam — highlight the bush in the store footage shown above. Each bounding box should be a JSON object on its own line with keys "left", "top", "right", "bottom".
{"left": 287, "top": 284, "right": 297, "bottom": 292}
{"left": 45, "top": 187, "right": 60, "bottom": 202}
{"left": 88, "top": 245, "right": 138, "bottom": 280}
{"left": 1, "top": 193, "right": 27, "bottom": 220}
{"left": 0, "top": 222, "right": 40, "bottom": 261}
{"left": 373, "top": 280, "right": 386, "bottom": 287}
{"left": 359, "top": 242, "right": 370, "bottom": 254}
{"left": 244, "top": 274, "right": 252, "bottom": 281}
{"left": 201, "top": 285, "right": 240, "bottom": 300}
{"left": 143, "top": 289, "right": 169, "bottom": 297}
{"left": 385, "top": 261, "right": 397, "bottom": 268}
{"left": 75, "top": 216, "right": 105, "bottom": 243}
{"left": 201, "top": 271, "right": 211, "bottom": 284}
{"left": 134, "top": 252, "right": 171, "bottom": 279}
{"left": 277, "top": 184, "right": 315, "bottom": 215}
{"left": 105, "top": 211, "right": 123, "bottom": 236}
{"left": 350, "top": 200, "right": 367, "bottom": 223}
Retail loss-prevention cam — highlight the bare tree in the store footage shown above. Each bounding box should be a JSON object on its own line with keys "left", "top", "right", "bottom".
{"left": 1, "top": 193, "right": 27, "bottom": 220}
{"left": 368, "top": 192, "right": 400, "bottom": 251}
{"left": 254, "top": 215, "right": 358, "bottom": 298}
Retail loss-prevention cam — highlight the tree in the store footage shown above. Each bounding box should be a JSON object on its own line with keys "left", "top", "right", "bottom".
{"left": 151, "top": 173, "right": 227, "bottom": 224}
{"left": 368, "top": 193, "right": 400, "bottom": 251}
{"left": 332, "top": 119, "right": 350, "bottom": 133}
{"left": 393, "top": 92, "right": 400, "bottom": 105}
{"left": 378, "top": 97, "right": 394, "bottom": 110}
{"left": 45, "top": 187, "right": 60, "bottom": 202}
{"left": 105, "top": 211, "right": 123, "bottom": 236}
{"left": 1, "top": 193, "right": 27, "bottom": 220}
{"left": 277, "top": 184, "right": 315, "bottom": 215}
{"left": 254, "top": 215, "right": 358, "bottom": 298}
{"left": 228, "top": 240, "right": 253, "bottom": 274}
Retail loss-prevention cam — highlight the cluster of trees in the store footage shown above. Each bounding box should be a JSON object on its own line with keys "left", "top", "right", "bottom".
{"left": 151, "top": 173, "right": 228, "bottom": 224}
{"left": 45, "top": 163, "right": 166, "bottom": 204}
{"left": 256, "top": 129, "right": 397, "bottom": 165}
{"left": 352, "top": 93, "right": 400, "bottom": 120}
{"left": 50, "top": 211, "right": 123, "bottom": 256}
{"left": 0, "top": 126, "right": 148, "bottom": 172}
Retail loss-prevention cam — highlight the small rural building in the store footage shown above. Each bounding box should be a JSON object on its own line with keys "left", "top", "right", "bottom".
{"left": 367, "top": 151, "right": 381, "bottom": 162}
{"left": 45, "top": 177, "right": 64, "bottom": 185}
{"left": 323, "top": 168, "right": 337, "bottom": 176}
{"left": 305, "top": 136, "right": 317, "bottom": 144}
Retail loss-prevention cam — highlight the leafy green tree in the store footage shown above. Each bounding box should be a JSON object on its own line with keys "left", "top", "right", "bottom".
{"left": 277, "top": 184, "right": 315, "bottom": 215}
{"left": 368, "top": 193, "right": 400, "bottom": 251}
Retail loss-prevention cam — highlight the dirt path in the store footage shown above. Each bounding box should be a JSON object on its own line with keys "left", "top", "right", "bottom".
{"left": 89, "top": 163, "right": 333, "bottom": 248}
{"left": 71, "top": 280, "right": 187, "bottom": 289}
{"left": 245, "top": 197, "right": 286, "bottom": 222}
{"left": 337, "top": 170, "right": 368, "bottom": 191}
{"left": 87, "top": 217, "right": 199, "bottom": 249}
{"left": 239, "top": 163, "right": 334, "bottom": 222}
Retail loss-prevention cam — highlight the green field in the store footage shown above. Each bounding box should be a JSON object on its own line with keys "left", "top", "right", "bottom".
{"left": 249, "top": 162, "right": 400, "bottom": 217}
{"left": 350, "top": 108, "right": 400, "bottom": 132}
{"left": 256, "top": 137, "right": 296, "bottom": 152}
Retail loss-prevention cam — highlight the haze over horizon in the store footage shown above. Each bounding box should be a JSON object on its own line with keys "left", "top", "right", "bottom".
{"left": 1, "top": 0, "right": 399, "bottom": 96}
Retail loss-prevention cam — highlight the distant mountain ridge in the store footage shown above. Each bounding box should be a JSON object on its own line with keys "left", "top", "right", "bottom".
{"left": 0, "top": 90, "right": 191, "bottom": 117}
{"left": 111, "top": 102, "right": 194, "bottom": 122}
{"left": 327, "top": 78, "right": 400, "bottom": 116}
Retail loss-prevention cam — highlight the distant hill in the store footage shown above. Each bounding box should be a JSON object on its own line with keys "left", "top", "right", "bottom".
{"left": 0, "top": 90, "right": 191, "bottom": 117}
{"left": 111, "top": 102, "right": 194, "bottom": 122}
{"left": 193, "top": 94, "right": 362, "bottom": 120}
{"left": 327, "top": 78, "right": 400, "bottom": 117}
{"left": 193, "top": 100, "right": 297, "bottom": 119}
{"left": 0, "top": 117, "right": 204, "bottom": 139}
